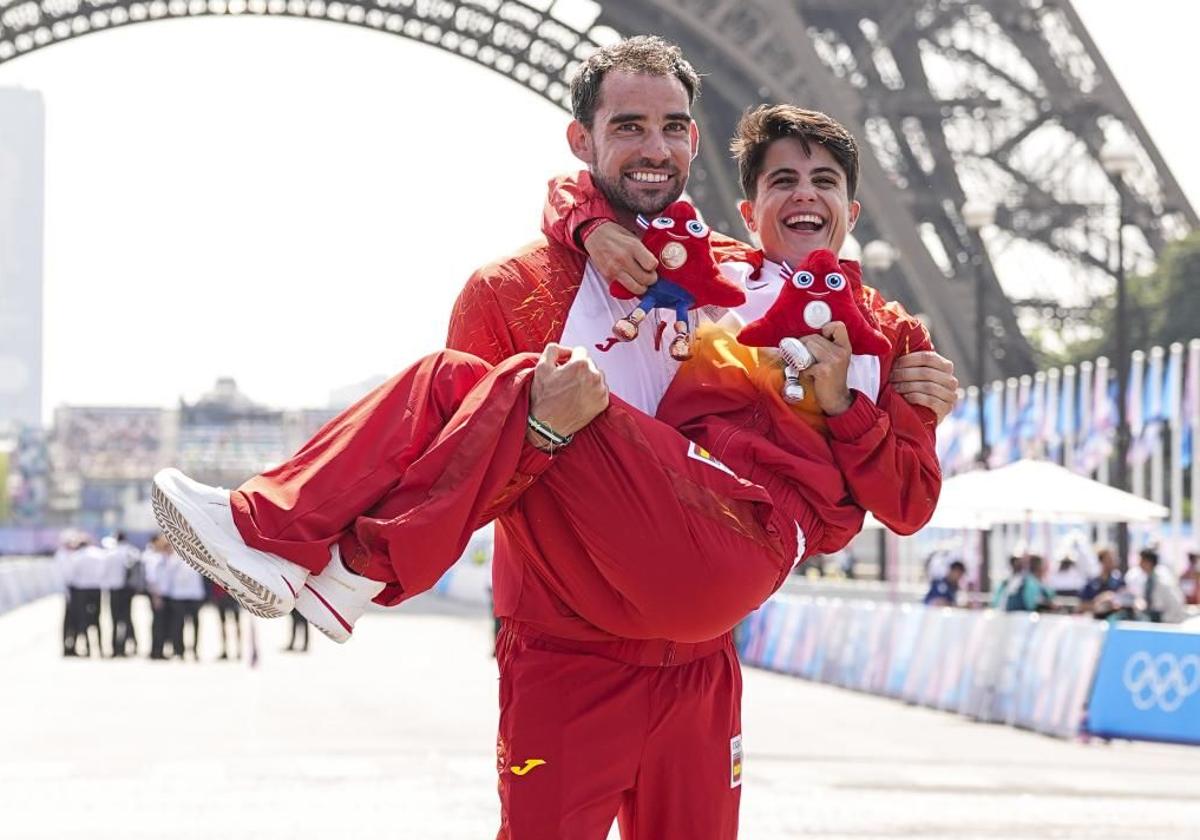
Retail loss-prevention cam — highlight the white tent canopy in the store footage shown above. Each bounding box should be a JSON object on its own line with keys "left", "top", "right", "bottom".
{"left": 926, "top": 459, "right": 1169, "bottom": 529}
{"left": 866, "top": 459, "right": 1170, "bottom": 531}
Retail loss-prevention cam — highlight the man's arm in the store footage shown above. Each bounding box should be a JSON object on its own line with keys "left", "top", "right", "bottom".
{"left": 543, "top": 172, "right": 763, "bottom": 295}
{"left": 796, "top": 316, "right": 943, "bottom": 535}
{"left": 447, "top": 270, "right": 556, "bottom": 524}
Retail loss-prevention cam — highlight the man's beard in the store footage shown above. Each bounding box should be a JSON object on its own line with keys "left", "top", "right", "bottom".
{"left": 591, "top": 165, "right": 686, "bottom": 216}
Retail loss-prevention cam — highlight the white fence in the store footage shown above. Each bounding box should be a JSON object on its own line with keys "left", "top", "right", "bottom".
{"left": 0, "top": 558, "right": 63, "bottom": 616}
{"left": 738, "top": 595, "right": 1108, "bottom": 739}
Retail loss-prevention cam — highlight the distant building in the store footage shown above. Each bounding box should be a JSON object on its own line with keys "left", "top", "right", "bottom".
{"left": 328, "top": 374, "right": 388, "bottom": 410}
{"left": 0, "top": 88, "right": 45, "bottom": 428}
{"left": 40, "top": 379, "right": 338, "bottom": 530}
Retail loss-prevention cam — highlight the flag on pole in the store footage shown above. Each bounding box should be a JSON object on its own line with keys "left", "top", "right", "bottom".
{"left": 1126, "top": 351, "right": 1146, "bottom": 465}
{"left": 1183, "top": 341, "right": 1200, "bottom": 469}
{"left": 1078, "top": 360, "right": 1115, "bottom": 473}
{"left": 984, "top": 384, "right": 1003, "bottom": 466}
{"left": 1130, "top": 349, "right": 1165, "bottom": 466}
{"left": 1044, "top": 370, "right": 1062, "bottom": 462}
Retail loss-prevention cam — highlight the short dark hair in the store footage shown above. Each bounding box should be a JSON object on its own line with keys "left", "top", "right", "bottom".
{"left": 731, "top": 104, "right": 860, "bottom": 200}
{"left": 1139, "top": 548, "right": 1159, "bottom": 566}
{"left": 570, "top": 36, "right": 701, "bottom": 128}
{"left": 949, "top": 561, "right": 967, "bottom": 574}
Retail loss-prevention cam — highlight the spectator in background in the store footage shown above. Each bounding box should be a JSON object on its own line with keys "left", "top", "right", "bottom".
{"left": 924, "top": 560, "right": 965, "bottom": 606}
{"left": 56, "top": 531, "right": 81, "bottom": 657}
{"left": 163, "top": 549, "right": 206, "bottom": 660}
{"left": 1137, "top": 548, "right": 1187, "bottom": 624}
{"left": 1180, "top": 550, "right": 1200, "bottom": 607}
{"left": 1047, "top": 557, "right": 1087, "bottom": 597}
{"left": 1079, "top": 546, "right": 1126, "bottom": 620}
{"left": 208, "top": 580, "right": 242, "bottom": 661}
{"left": 989, "top": 555, "right": 1023, "bottom": 610}
{"left": 142, "top": 535, "right": 173, "bottom": 660}
{"left": 66, "top": 535, "right": 107, "bottom": 657}
{"left": 993, "top": 554, "right": 1054, "bottom": 612}
{"left": 102, "top": 532, "right": 141, "bottom": 657}
{"left": 285, "top": 610, "right": 309, "bottom": 653}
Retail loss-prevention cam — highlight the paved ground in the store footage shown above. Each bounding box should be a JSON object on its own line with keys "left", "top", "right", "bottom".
{"left": 3, "top": 594, "right": 1198, "bottom": 839}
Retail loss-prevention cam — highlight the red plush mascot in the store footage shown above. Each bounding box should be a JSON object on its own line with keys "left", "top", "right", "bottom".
{"left": 738, "top": 249, "right": 889, "bottom": 403}
{"left": 611, "top": 201, "right": 745, "bottom": 360}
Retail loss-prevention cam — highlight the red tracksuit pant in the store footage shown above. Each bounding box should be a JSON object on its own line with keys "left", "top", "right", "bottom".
{"left": 229, "top": 350, "right": 797, "bottom": 643}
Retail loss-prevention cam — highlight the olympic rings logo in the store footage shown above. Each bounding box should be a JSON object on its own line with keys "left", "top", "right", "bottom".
{"left": 1121, "top": 652, "right": 1200, "bottom": 713}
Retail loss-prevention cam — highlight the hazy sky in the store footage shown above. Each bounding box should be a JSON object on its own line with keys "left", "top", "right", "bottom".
{"left": 0, "top": 2, "right": 1195, "bottom": 418}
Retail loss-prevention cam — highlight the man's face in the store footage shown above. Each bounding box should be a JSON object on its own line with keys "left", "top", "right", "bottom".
{"left": 568, "top": 71, "right": 697, "bottom": 219}
{"left": 1099, "top": 551, "right": 1115, "bottom": 573}
{"left": 738, "top": 137, "right": 861, "bottom": 265}
{"left": 947, "top": 567, "right": 964, "bottom": 585}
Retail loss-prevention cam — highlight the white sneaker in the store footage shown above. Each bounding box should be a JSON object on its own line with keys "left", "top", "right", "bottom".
{"left": 151, "top": 468, "right": 309, "bottom": 619}
{"left": 294, "top": 546, "right": 385, "bottom": 643}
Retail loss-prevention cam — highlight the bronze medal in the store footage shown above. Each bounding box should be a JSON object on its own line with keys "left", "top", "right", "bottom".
{"left": 660, "top": 241, "right": 687, "bottom": 270}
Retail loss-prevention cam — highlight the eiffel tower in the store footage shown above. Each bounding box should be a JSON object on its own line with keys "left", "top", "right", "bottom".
{"left": 1, "top": 0, "right": 1192, "bottom": 383}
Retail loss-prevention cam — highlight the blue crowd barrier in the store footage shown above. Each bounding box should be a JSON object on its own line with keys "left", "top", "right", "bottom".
{"left": 738, "top": 593, "right": 1110, "bottom": 741}
{"left": 1086, "top": 624, "right": 1200, "bottom": 745}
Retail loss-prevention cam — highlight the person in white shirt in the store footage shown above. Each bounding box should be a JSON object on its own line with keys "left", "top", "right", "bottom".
{"left": 56, "top": 532, "right": 83, "bottom": 657}
{"left": 163, "top": 547, "right": 206, "bottom": 660}
{"left": 66, "top": 537, "right": 108, "bottom": 657}
{"left": 1138, "top": 547, "right": 1187, "bottom": 624}
{"left": 100, "top": 533, "right": 140, "bottom": 657}
{"left": 141, "top": 535, "right": 174, "bottom": 659}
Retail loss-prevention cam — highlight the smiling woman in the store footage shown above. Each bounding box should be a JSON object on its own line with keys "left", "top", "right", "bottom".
{"left": 0, "top": 16, "right": 581, "bottom": 419}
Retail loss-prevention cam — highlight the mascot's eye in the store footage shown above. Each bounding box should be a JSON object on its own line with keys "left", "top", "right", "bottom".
{"left": 652, "top": 217, "right": 675, "bottom": 229}
{"left": 791, "top": 271, "right": 815, "bottom": 289}
{"left": 686, "top": 219, "right": 709, "bottom": 238}
{"left": 825, "top": 272, "right": 847, "bottom": 291}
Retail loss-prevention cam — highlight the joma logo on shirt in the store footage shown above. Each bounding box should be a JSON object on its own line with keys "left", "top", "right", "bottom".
{"left": 510, "top": 759, "right": 546, "bottom": 776}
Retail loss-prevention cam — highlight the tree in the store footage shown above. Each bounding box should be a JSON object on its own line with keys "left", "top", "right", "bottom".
{"left": 1058, "top": 231, "right": 1200, "bottom": 364}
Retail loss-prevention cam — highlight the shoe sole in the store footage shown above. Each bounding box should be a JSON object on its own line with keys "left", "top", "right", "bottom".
{"left": 151, "top": 483, "right": 287, "bottom": 619}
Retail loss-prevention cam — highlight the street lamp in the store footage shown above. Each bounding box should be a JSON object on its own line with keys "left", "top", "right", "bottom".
{"left": 1100, "top": 138, "right": 1136, "bottom": 569}
{"left": 962, "top": 199, "right": 996, "bottom": 460}
{"left": 963, "top": 198, "right": 996, "bottom": 595}
{"left": 863, "top": 239, "right": 896, "bottom": 585}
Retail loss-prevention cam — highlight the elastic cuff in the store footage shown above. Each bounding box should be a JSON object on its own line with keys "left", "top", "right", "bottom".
{"left": 516, "top": 439, "right": 556, "bottom": 476}
{"left": 574, "top": 217, "right": 611, "bottom": 248}
{"left": 826, "top": 390, "right": 880, "bottom": 441}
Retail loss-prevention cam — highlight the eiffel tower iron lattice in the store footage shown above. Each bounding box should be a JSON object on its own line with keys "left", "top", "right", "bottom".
{"left": 1, "top": 0, "right": 1192, "bottom": 383}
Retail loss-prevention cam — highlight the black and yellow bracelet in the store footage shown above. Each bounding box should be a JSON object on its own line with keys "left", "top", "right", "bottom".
{"left": 527, "top": 415, "right": 573, "bottom": 453}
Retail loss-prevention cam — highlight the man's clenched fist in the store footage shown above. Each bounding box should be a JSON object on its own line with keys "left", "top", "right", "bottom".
{"left": 528, "top": 344, "right": 610, "bottom": 442}
{"left": 583, "top": 221, "right": 659, "bottom": 296}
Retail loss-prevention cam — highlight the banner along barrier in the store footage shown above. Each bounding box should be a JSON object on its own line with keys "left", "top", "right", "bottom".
{"left": 1085, "top": 623, "right": 1200, "bottom": 745}
{"left": 736, "top": 593, "right": 1116, "bottom": 741}
{"left": 0, "top": 559, "right": 64, "bottom": 617}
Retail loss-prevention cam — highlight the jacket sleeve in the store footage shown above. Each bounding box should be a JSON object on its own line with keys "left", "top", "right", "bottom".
{"left": 446, "top": 268, "right": 555, "bottom": 525}
{"left": 824, "top": 294, "right": 942, "bottom": 534}
{"left": 825, "top": 387, "right": 941, "bottom": 534}
{"left": 542, "top": 171, "right": 618, "bottom": 252}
